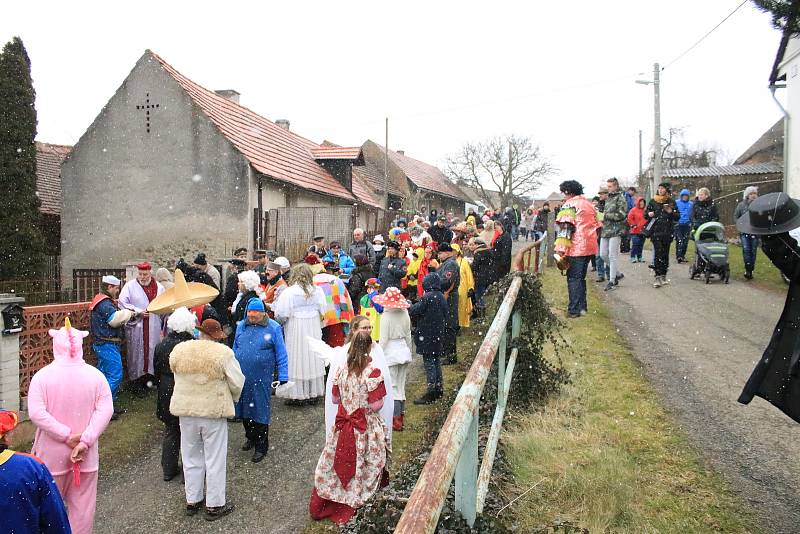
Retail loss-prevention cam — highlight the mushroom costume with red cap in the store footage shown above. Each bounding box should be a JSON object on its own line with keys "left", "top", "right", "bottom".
{"left": 374, "top": 287, "right": 413, "bottom": 431}
{"left": 118, "top": 261, "right": 165, "bottom": 381}
{"left": 28, "top": 319, "right": 113, "bottom": 534}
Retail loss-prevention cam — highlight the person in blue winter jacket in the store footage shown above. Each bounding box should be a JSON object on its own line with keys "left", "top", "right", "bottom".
{"left": 0, "top": 410, "right": 71, "bottom": 534}
{"left": 675, "top": 188, "right": 694, "bottom": 263}
{"left": 322, "top": 241, "right": 356, "bottom": 275}
{"left": 233, "top": 299, "right": 289, "bottom": 463}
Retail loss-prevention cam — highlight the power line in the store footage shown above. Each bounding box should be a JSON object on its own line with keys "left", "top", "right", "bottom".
{"left": 663, "top": 0, "right": 748, "bottom": 69}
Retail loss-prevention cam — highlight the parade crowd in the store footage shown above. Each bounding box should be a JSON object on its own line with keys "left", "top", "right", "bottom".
{"left": 0, "top": 207, "right": 524, "bottom": 532}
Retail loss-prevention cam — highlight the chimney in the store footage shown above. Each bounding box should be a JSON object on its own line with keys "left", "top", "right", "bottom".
{"left": 275, "top": 119, "right": 290, "bottom": 131}
{"left": 215, "top": 89, "right": 240, "bottom": 103}
{"left": 397, "top": 150, "right": 405, "bottom": 155}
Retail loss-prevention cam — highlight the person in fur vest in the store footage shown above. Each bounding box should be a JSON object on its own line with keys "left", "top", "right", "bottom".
{"left": 169, "top": 310, "right": 245, "bottom": 521}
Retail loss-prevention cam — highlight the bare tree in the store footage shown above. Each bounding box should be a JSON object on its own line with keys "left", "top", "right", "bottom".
{"left": 639, "top": 127, "right": 729, "bottom": 192}
{"left": 446, "top": 135, "right": 555, "bottom": 208}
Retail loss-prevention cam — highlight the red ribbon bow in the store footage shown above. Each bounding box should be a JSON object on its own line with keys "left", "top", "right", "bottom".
{"left": 333, "top": 405, "right": 367, "bottom": 489}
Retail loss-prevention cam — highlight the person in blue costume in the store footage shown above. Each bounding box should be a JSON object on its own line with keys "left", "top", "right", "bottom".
{"left": 0, "top": 410, "right": 71, "bottom": 534}
{"left": 233, "top": 298, "right": 289, "bottom": 463}
{"left": 89, "top": 275, "right": 135, "bottom": 419}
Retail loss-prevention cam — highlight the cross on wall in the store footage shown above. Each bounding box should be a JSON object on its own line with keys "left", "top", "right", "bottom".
{"left": 135, "top": 93, "right": 160, "bottom": 133}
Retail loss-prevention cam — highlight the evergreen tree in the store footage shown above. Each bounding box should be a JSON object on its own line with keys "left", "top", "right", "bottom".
{"left": 0, "top": 36, "right": 44, "bottom": 279}
{"left": 752, "top": 0, "right": 800, "bottom": 35}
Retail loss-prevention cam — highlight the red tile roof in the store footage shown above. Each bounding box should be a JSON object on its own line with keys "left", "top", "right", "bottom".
{"left": 149, "top": 51, "right": 359, "bottom": 203}
{"left": 35, "top": 142, "right": 71, "bottom": 216}
{"left": 351, "top": 171, "right": 382, "bottom": 208}
{"left": 310, "top": 146, "right": 364, "bottom": 163}
{"left": 375, "top": 144, "right": 466, "bottom": 201}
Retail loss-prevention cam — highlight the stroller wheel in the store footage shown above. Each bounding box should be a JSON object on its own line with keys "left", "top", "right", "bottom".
{"left": 725, "top": 267, "right": 730, "bottom": 284}
{"left": 705, "top": 271, "right": 711, "bottom": 284}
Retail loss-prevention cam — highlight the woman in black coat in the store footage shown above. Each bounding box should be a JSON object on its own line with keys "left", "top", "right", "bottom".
{"left": 691, "top": 187, "right": 719, "bottom": 232}
{"left": 645, "top": 182, "right": 679, "bottom": 287}
{"left": 470, "top": 239, "right": 495, "bottom": 317}
{"left": 409, "top": 273, "right": 448, "bottom": 404}
{"left": 153, "top": 318, "right": 195, "bottom": 481}
{"left": 348, "top": 255, "right": 374, "bottom": 313}
{"left": 493, "top": 223, "right": 513, "bottom": 280}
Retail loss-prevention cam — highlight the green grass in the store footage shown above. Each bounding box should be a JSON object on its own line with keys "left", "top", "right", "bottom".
{"left": 502, "top": 268, "right": 759, "bottom": 533}
{"left": 100, "top": 388, "right": 161, "bottom": 469}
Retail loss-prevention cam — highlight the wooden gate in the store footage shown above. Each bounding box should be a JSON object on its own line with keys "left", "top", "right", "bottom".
{"left": 264, "top": 206, "right": 356, "bottom": 262}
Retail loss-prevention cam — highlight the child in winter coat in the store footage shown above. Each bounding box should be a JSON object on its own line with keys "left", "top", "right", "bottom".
{"left": 626, "top": 197, "right": 647, "bottom": 263}
{"left": 409, "top": 273, "right": 448, "bottom": 405}
{"left": 375, "top": 288, "right": 413, "bottom": 431}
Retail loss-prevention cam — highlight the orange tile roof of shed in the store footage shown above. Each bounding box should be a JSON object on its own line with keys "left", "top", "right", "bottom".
{"left": 310, "top": 146, "right": 363, "bottom": 162}
{"left": 148, "top": 51, "right": 357, "bottom": 203}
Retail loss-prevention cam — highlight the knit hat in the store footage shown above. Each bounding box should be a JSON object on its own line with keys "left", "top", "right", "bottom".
{"left": 743, "top": 185, "right": 758, "bottom": 199}
{"left": 246, "top": 299, "right": 266, "bottom": 312}
{"left": 438, "top": 242, "right": 454, "bottom": 253}
{"left": 658, "top": 182, "right": 672, "bottom": 193}
{"left": 194, "top": 253, "right": 208, "bottom": 266}
{"left": 136, "top": 261, "right": 152, "bottom": 270}
{"left": 0, "top": 411, "right": 19, "bottom": 437}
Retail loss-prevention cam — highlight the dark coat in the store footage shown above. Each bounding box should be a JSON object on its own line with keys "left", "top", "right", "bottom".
{"left": 691, "top": 198, "right": 719, "bottom": 231}
{"left": 348, "top": 263, "right": 374, "bottom": 313}
{"left": 223, "top": 273, "right": 239, "bottom": 309}
{"left": 232, "top": 290, "right": 260, "bottom": 324}
{"left": 154, "top": 331, "right": 195, "bottom": 424}
{"left": 379, "top": 255, "right": 407, "bottom": 289}
{"left": 408, "top": 273, "right": 448, "bottom": 356}
{"left": 429, "top": 225, "right": 453, "bottom": 246}
{"left": 645, "top": 197, "right": 679, "bottom": 237}
{"left": 494, "top": 231, "right": 513, "bottom": 278}
{"left": 373, "top": 248, "right": 386, "bottom": 277}
{"left": 739, "top": 234, "right": 800, "bottom": 423}
{"left": 438, "top": 256, "right": 460, "bottom": 329}
{"left": 471, "top": 247, "right": 496, "bottom": 289}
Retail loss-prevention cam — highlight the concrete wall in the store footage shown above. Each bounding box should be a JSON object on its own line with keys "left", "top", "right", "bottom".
{"left": 61, "top": 54, "right": 253, "bottom": 285}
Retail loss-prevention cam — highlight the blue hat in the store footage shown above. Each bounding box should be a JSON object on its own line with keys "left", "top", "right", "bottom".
{"left": 246, "top": 299, "right": 266, "bottom": 312}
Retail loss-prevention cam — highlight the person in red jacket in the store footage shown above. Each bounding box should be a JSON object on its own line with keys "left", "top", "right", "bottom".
{"left": 626, "top": 197, "right": 647, "bottom": 263}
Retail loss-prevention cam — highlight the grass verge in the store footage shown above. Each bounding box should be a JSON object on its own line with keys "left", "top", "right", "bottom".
{"left": 99, "top": 388, "right": 161, "bottom": 470}
{"left": 502, "top": 268, "right": 759, "bottom": 533}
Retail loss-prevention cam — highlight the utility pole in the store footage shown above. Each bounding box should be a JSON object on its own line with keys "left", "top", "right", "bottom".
{"left": 652, "top": 62, "right": 661, "bottom": 196}
{"left": 507, "top": 140, "right": 513, "bottom": 207}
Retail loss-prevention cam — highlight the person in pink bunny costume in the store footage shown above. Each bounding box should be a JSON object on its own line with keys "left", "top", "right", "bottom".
{"left": 27, "top": 318, "right": 114, "bottom": 534}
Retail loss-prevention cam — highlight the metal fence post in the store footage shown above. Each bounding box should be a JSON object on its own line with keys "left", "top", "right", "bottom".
{"left": 512, "top": 310, "right": 521, "bottom": 340}
{"left": 454, "top": 406, "right": 479, "bottom": 526}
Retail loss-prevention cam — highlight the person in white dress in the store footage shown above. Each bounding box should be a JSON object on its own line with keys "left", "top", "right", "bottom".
{"left": 272, "top": 264, "right": 327, "bottom": 404}
{"left": 373, "top": 288, "right": 413, "bottom": 431}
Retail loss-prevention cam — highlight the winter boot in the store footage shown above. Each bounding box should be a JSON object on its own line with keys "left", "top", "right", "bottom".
{"left": 414, "top": 389, "right": 436, "bottom": 405}
{"left": 392, "top": 415, "right": 404, "bottom": 431}
{"left": 433, "top": 385, "right": 444, "bottom": 400}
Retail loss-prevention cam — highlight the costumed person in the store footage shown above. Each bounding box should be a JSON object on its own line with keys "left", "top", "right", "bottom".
{"left": 309, "top": 320, "right": 391, "bottom": 524}
{"left": 360, "top": 278, "right": 384, "bottom": 341}
{"left": 231, "top": 270, "right": 263, "bottom": 326}
{"left": 156, "top": 267, "right": 175, "bottom": 290}
{"left": 554, "top": 180, "right": 600, "bottom": 318}
{"left": 405, "top": 247, "right": 424, "bottom": 301}
{"left": 169, "top": 314, "right": 245, "bottom": 521}
{"left": 90, "top": 274, "right": 134, "bottom": 419}
{"left": 372, "top": 235, "right": 386, "bottom": 275}
{"left": 738, "top": 193, "right": 800, "bottom": 421}
{"left": 374, "top": 289, "right": 413, "bottom": 431}
{"left": 262, "top": 261, "right": 288, "bottom": 310}
{"left": 273, "top": 263, "right": 328, "bottom": 404}
{"left": 28, "top": 319, "right": 114, "bottom": 534}
{"left": 153, "top": 307, "right": 196, "bottom": 482}
{"left": 452, "top": 244, "right": 475, "bottom": 328}
{"left": 119, "top": 261, "right": 165, "bottom": 394}
{"left": 233, "top": 299, "right": 289, "bottom": 463}
{"left": 410, "top": 273, "right": 448, "bottom": 405}
{"left": 416, "top": 243, "right": 439, "bottom": 299}
{"left": 314, "top": 266, "right": 355, "bottom": 348}
{"left": 0, "top": 410, "right": 71, "bottom": 534}
{"left": 436, "top": 243, "right": 461, "bottom": 365}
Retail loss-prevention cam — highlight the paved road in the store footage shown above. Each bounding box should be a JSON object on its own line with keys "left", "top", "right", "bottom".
{"left": 602, "top": 258, "right": 800, "bottom": 534}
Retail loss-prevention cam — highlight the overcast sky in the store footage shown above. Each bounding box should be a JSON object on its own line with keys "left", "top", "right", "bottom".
{"left": 1, "top": 0, "right": 785, "bottom": 197}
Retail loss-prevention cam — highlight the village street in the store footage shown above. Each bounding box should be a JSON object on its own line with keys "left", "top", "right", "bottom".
{"left": 603, "top": 260, "right": 800, "bottom": 533}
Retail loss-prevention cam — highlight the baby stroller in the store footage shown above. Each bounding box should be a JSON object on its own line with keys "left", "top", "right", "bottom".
{"left": 689, "top": 221, "right": 730, "bottom": 284}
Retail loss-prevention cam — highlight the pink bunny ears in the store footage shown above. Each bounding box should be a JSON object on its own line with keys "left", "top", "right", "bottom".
{"left": 49, "top": 317, "right": 89, "bottom": 360}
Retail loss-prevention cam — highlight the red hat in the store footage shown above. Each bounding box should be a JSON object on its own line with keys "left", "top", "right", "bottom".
{"left": 398, "top": 232, "right": 411, "bottom": 242}
{"left": 0, "top": 410, "right": 19, "bottom": 436}
{"left": 136, "top": 261, "right": 152, "bottom": 270}
{"left": 304, "top": 254, "right": 321, "bottom": 265}
{"left": 372, "top": 287, "right": 410, "bottom": 309}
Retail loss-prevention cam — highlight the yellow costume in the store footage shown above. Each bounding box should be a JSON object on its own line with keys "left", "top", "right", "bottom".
{"left": 452, "top": 245, "right": 475, "bottom": 328}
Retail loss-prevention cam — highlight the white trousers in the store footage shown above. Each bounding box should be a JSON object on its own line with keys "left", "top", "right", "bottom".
{"left": 599, "top": 236, "right": 620, "bottom": 282}
{"left": 179, "top": 416, "right": 228, "bottom": 507}
{"left": 389, "top": 363, "right": 410, "bottom": 401}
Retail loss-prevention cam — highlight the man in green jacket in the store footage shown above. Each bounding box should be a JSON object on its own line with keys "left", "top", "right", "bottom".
{"left": 599, "top": 177, "right": 628, "bottom": 291}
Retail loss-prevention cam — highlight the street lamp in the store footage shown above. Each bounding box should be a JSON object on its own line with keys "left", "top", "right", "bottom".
{"left": 636, "top": 62, "right": 661, "bottom": 196}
